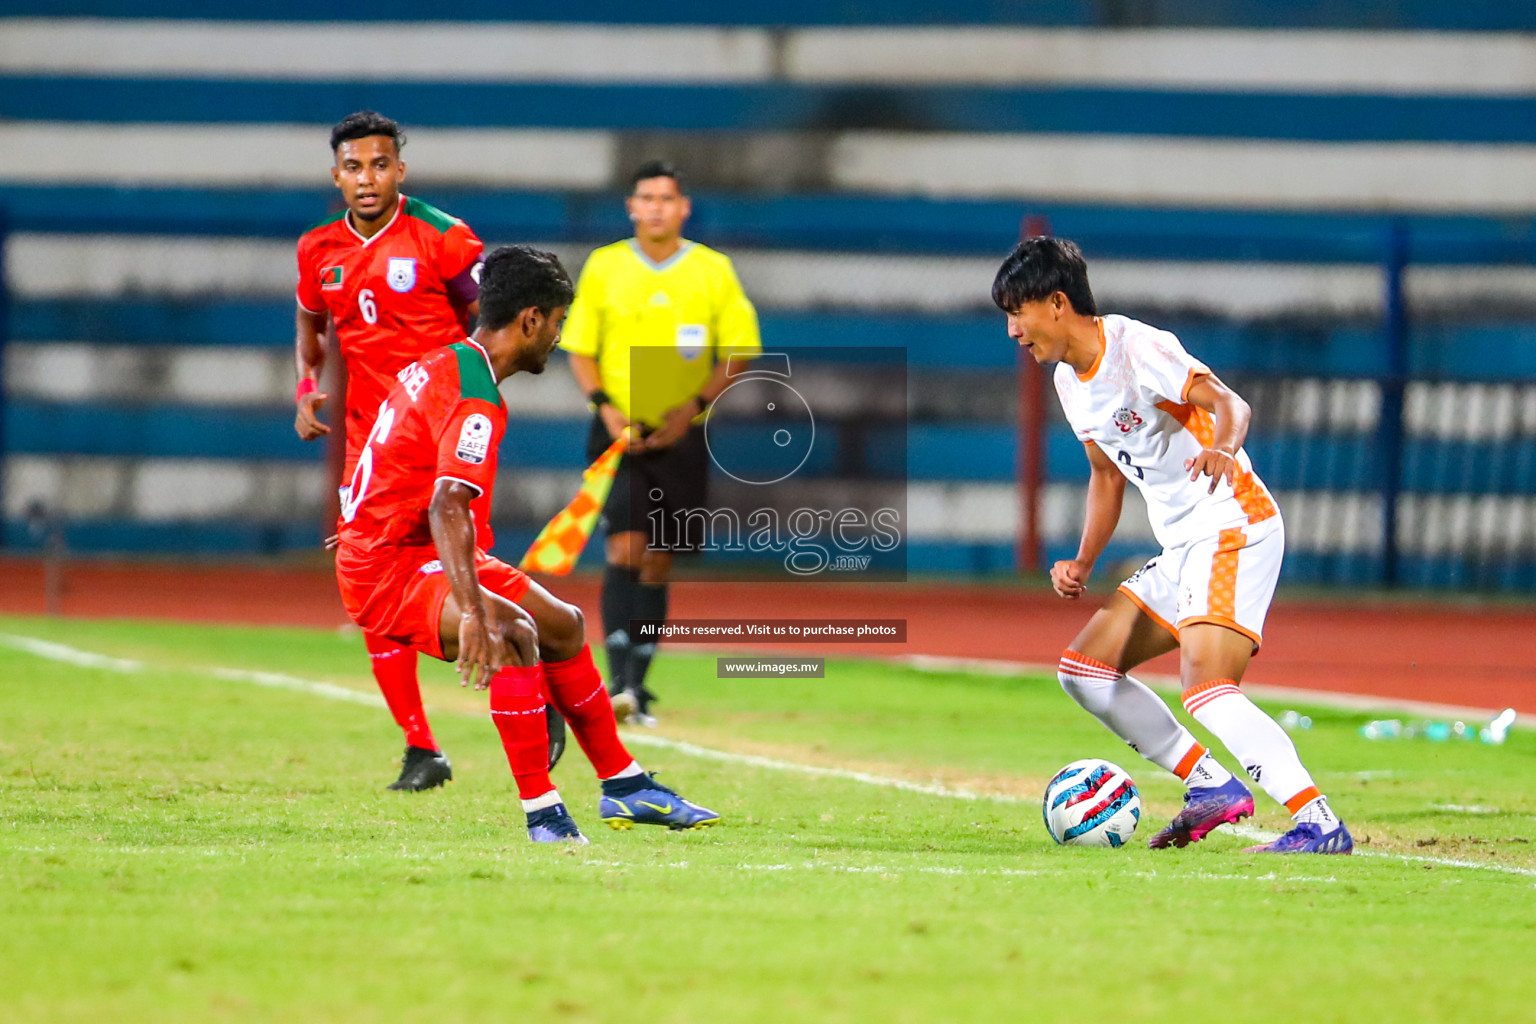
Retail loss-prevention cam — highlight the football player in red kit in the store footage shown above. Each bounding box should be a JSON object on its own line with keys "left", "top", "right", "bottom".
{"left": 335, "top": 244, "right": 719, "bottom": 841}
{"left": 293, "top": 111, "right": 488, "bottom": 790}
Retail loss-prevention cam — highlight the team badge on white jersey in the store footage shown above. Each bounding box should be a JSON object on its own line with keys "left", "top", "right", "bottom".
{"left": 1113, "top": 408, "right": 1144, "bottom": 433}
{"left": 387, "top": 257, "right": 417, "bottom": 293}
{"left": 455, "top": 413, "right": 492, "bottom": 464}
{"left": 1054, "top": 315, "right": 1279, "bottom": 551}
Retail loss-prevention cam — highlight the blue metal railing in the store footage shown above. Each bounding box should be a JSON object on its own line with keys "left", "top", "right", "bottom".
{"left": 9, "top": 1, "right": 1535, "bottom": 29}
{"left": 3, "top": 204, "right": 1534, "bottom": 585}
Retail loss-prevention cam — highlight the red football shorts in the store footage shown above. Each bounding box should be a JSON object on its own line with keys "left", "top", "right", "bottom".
{"left": 337, "top": 548, "right": 531, "bottom": 660}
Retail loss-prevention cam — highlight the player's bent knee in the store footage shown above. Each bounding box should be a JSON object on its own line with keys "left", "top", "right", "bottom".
{"left": 537, "top": 600, "right": 585, "bottom": 662}
{"left": 1058, "top": 648, "right": 1117, "bottom": 715}
{"left": 1177, "top": 624, "right": 1253, "bottom": 688}
{"left": 484, "top": 596, "right": 539, "bottom": 667}
{"left": 504, "top": 616, "right": 539, "bottom": 668}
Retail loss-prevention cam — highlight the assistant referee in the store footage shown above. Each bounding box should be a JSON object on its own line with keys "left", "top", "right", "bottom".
{"left": 561, "top": 160, "right": 761, "bottom": 725}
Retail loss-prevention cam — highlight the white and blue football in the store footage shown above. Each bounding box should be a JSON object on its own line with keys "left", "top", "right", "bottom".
{"left": 1042, "top": 758, "right": 1141, "bottom": 847}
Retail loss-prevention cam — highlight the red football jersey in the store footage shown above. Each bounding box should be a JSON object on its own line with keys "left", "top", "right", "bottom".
{"left": 335, "top": 340, "right": 505, "bottom": 570}
{"left": 296, "top": 195, "right": 484, "bottom": 470}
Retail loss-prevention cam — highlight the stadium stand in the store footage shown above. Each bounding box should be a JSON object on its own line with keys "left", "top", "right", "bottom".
{"left": 3, "top": 4, "right": 1536, "bottom": 588}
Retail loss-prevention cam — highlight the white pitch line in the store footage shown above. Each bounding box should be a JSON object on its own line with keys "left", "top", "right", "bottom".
{"left": 204, "top": 665, "right": 389, "bottom": 709}
{"left": 0, "top": 632, "right": 147, "bottom": 673}
{"left": 5, "top": 633, "right": 1534, "bottom": 881}
{"left": 1355, "top": 851, "right": 1536, "bottom": 876}
{"left": 615, "top": 732, "right": 1008, "bottom": 804}
{"left": 0, "top": 633, "right": 388, "bottom": 708}
{"left": 897, "top": 651, "right": 1526, "bottom": 725}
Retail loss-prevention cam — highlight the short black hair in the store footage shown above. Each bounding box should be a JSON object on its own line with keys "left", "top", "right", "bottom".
{"left": 330, "top": 110, "right": 405, "bottom": 154}
{"left": 477, "top": 245, "right": 574, "bottom": 331}
{"left": 630, "top": 159, "right": 685, "bottom": 194}
{"left": 991, "top": 236, "right": 1098, "bottom": 317}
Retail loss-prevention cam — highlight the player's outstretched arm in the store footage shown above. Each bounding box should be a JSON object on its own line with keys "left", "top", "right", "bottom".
{"left": 429, "top": 480, "right": 535, "bottom": 688}
{"left": 1053, "top": 442, "right": 1126, "bottom": 599}
{"left": 293, "top": 306, "right": 331, "bottom": 440}
{"left": 1184, "top": 375, "right": 1251, "bottom": 494}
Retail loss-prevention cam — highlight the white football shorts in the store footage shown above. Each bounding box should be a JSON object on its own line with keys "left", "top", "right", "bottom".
{"left": 1117, "top": 514, "right": 1285, "bottom": 648}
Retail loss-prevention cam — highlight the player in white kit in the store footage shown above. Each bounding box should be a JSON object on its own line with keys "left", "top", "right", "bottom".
{"left": 994, "top": 237, "right": 1351, "bottom": 854}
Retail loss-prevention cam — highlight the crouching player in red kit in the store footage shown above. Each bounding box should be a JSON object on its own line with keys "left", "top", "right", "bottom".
{"left": 994, "top": 238, "right": 1350, "bottom": 854}
{"left": 335, "top": 245, "right": 720, "bottom": 842}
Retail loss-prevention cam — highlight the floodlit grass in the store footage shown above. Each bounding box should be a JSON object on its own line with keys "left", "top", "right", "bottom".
{"left": 2, "top": 614, "right": 1534, "bottom": 1024}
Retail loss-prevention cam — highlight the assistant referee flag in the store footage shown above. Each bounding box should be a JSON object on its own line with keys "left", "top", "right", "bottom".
{"left": 519, "top": 435, "right": 628, "bottom": 575}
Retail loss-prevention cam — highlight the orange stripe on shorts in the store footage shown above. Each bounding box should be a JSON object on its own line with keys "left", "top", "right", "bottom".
{"left": 1208, "top": 528, "right": 1246, "bottom": 621}
{"left": 1232, "top": 470, "right": 1278, "bottom": 524}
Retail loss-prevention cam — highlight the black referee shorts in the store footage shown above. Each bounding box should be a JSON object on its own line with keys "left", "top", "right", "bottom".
{"left": 587, "top": 413, "right": 710, "bottom": 545}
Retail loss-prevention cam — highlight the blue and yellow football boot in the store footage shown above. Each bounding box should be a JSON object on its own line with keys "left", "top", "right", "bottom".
{"left": 599, "top": 774, "right": 719, "bottom": 831}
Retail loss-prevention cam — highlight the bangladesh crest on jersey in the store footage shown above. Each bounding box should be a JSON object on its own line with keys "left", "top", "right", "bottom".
{"left": 321, "top": 265, "right": 344, "bottom": 290}
{"left": 387, "top": 257, "right": 417, "bottom": 293}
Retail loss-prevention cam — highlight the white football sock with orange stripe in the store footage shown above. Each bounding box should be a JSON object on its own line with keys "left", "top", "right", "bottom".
{"left": 1180, "top": 748, "right": 1236, "bottom": 789}
{"left": 1058, "top": 650, "right": 1222, "bottom": 781}
{"left": 1182, "top": 679, "right": 1334, "bottom": 827}
{"left": 1293, "top": 795, "right": 1341, "bottom": 830}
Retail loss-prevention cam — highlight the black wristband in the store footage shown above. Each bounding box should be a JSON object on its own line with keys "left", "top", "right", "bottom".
{"left": 588, "top": 389, "right": 611, "bottom": 409}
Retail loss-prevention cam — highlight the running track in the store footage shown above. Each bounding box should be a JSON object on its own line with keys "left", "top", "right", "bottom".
{"left": 1, "top": 558, "right": 1530, "bottom": 716}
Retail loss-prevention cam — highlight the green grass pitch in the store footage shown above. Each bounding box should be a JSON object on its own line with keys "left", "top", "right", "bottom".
{"left": 2, "top": 614, "right": 1534, "bottom": 1023}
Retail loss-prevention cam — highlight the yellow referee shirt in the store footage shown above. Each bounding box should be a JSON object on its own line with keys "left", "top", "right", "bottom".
{"left": 560, "top": 238, "right": 761, "bottom": 428}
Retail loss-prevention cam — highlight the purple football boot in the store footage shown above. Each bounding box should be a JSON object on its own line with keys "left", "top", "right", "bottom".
{"left": 526, "top": 803, "right": 589, "bottom": 845}
{"left": 1244, "top": 821, "right": 1353, "bottom": 854}
{"left": 1148, "top": 776, "right": 1255, "bottom": 849}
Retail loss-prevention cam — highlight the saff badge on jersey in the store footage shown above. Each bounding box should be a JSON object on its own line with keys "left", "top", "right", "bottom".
{"left": 455, "top": 413, "right": 493, "bottom": 464}
{"left": 387, "top": 257, "right": 417, "bottom": 293}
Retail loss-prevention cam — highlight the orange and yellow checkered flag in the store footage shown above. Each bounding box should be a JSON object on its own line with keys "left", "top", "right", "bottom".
{"left": 518, "top": 434, "right": 627, "bottom": 576}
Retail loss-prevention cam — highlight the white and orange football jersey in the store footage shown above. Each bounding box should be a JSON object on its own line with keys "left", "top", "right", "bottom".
{"left": 1054, "top": 315, "right": 1279, "bottom": 551}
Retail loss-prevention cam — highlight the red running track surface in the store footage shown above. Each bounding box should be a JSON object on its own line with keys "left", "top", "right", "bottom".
{"left": 2, "top": 558, "right": 1530, "bottom": 715}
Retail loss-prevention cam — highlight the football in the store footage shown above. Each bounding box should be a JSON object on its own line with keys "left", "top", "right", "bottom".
{"left": 1042, "top": 758, "right": 1142, "bottom": 847}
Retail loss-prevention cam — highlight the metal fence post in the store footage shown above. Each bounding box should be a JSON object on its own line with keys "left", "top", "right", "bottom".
{"left": 1016, "top": 214, "right": 1051, "bottom": 574}
{"left": 1378, "top": 219, "right": 1410, "bottom": 586}
{"left": 1017, "top": 346, "right": 1045, "bottom": 573}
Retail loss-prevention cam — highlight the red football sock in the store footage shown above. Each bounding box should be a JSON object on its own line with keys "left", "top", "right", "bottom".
{"left": 489, "top": 664, "right": 555, "bottom": 800}
{"left": 543, "top": 645, "right": 634, "bottom": 779}
{"left": 363, "top": 631, "right": 436, "bottom": 751}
